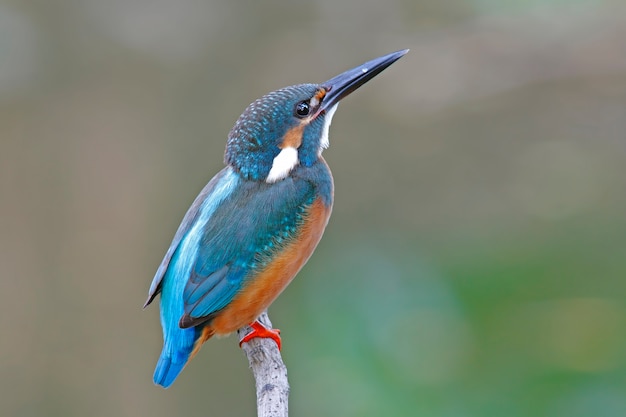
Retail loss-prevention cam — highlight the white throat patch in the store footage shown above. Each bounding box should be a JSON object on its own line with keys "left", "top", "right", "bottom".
{"left": 266, "top": 146, "right": 299, "bottom": 183}
{"left": 319, "top": 104, "right": 338, "bottom": 152}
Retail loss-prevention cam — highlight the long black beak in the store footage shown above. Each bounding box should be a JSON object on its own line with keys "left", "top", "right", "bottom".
{"left": 319, "top": 49, "right": 409, "bottom": 113}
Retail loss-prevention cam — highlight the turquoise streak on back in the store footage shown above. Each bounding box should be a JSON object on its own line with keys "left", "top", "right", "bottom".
{"left": 152, "top": 168, "right": 240, "bottom": 387}
{"left": 153, "top": 249, "right": 197, "bottom": 387}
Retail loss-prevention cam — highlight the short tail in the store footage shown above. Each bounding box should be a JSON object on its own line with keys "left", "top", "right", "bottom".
{"left": 153, "top": 349, "right": 190, "bottom": 388}
{"left": 153, "top": 325, "right": 214, "bottom": 388}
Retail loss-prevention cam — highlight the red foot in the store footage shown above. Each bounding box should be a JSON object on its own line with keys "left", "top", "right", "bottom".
{"left": 239, "top": 320, "right": 282, "bottom": 350}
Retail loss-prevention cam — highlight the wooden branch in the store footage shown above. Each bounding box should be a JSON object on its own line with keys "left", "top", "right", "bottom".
{"left": 237, "top": 311, "right": 289, "bottom": 417}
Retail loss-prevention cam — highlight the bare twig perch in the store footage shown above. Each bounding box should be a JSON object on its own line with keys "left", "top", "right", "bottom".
{"left": 237, "top": 312, "right": 289, "bottom": 417}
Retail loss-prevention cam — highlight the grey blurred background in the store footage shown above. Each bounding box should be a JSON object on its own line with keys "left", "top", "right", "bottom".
{"left": 1, "top": 1, "right": 625, "bottom": 416}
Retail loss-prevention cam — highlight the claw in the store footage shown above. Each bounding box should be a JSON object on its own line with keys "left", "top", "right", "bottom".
{"left": 239, "top": 320, "right": 282, "bottom": 350}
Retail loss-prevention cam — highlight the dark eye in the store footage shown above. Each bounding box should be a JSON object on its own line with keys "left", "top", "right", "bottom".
{"left": 295, "top": 101, "right": 310, "bottom": 117}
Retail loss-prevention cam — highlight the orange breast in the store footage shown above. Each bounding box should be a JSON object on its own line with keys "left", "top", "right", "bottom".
{"left": 207, "top": 197, "right": 332, "bottom": 336}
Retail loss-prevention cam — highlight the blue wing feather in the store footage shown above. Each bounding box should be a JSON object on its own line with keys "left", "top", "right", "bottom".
{"left": 187, "top": 271, "right": 242, "bottom": 320}
{"left": 184, "top": 265, "right": 229, "bottom": 305}
{"left": 181, "top": 266, "right": 244, "bottom": 325}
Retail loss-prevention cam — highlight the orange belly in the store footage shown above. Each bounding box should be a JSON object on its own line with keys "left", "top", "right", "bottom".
{"left": 202, "top": 197, "right": 331, "bottom": 339}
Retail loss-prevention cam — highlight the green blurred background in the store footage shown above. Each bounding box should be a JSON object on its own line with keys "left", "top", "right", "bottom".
{"left": 2, "top": 0, "right": 625, "bottom": 416}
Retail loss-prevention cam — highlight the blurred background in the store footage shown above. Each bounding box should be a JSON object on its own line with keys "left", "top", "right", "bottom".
{"left": 1, "top": 0, "right": 625, "bottom": 416}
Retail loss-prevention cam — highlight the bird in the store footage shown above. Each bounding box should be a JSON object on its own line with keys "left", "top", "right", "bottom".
{"left": 144, "top": 49, "right": 408, "bottom": 388}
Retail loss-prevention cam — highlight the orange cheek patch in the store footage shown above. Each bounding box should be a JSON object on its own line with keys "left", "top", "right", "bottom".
{"left": 309, "top": 88, "right": 327, "bottom": 108}
{"left": 281, "top": 124, "right": 304, "bottom": 149}
{"left": 314, "top": 88, "right": 327, "bottom": 102}
{"left": 279, "top": 88, "right": 327, "bottom": 150}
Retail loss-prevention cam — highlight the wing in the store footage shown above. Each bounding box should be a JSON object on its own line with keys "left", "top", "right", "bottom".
{"left": 144, "top": 167, "right": 236, "bottom": 307}
{"left": 178, "top": 172, "right": 319, "bottom": 328}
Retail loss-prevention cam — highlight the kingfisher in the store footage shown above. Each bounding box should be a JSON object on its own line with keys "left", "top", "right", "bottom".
{"left": 144, "top": 50, "right": 408, "bottom": 388}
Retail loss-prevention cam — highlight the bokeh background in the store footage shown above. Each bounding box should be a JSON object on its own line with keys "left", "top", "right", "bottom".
{"left": 2, "top": 0, "right": 625, "bottom": 416}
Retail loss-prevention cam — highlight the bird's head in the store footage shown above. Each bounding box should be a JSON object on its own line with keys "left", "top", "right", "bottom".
{"left": 225, "top": 50, "right": 408, "bottom": 182}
